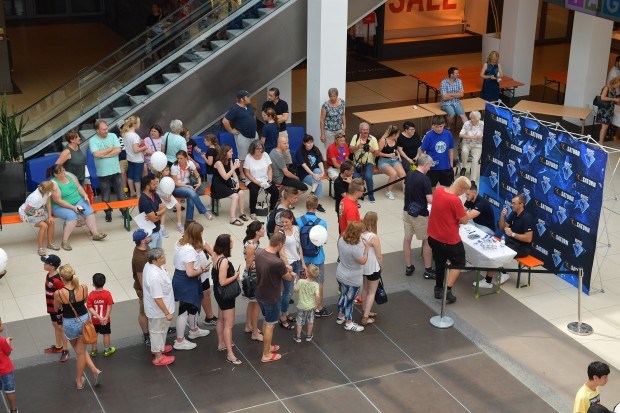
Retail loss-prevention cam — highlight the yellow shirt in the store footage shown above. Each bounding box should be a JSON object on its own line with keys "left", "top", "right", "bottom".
{"left": 350, "top": 134, "right": 379, "bottom": 165}
{"left": 574, "top": 383, "right": 600, "bottom": 413}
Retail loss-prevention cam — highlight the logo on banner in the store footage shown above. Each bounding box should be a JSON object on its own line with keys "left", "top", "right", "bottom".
{"left": 493, "top": 131, "right": 502, "bottom": 147}
{"left": 556, "top": 205, "right": 568, "bottom": 224}
{"left": 507, "top": 160, "right": 517, "bottom": 177}
{"left": 562, "top": 160, "right": 573, "bottom": 180}
{"left": 536, "top": 219, "right": 547, "bottom": 236}
{"left": 584, "top": 148, "right": 596, "bottom": 168}
{"left": 541, "top": 176, "right": 551, "bottom": 194}
{"left": 575, "top": 194, "right": 590, "bottom": 213}
{"left": 573, "top": 239, "right": 585, "bottom": 257}
{"left": 552, "top": 249, "right": 562, "bottom": 267}
{"left": 545, "top": 132, "right": 557, "bottom": 154}
{"left": 511, "top": 116, "right": 521, "bottom": 137}
{"left": 490, "top": 171, "right": 499, "bottom": 188}
{"left": 523, "top": 187, "right": 531, "bottom": 204}
{"left": 526, "top": 145, "right": 537, "bottom": 163}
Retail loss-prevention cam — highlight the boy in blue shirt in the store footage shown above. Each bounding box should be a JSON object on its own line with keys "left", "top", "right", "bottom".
{"left": 419, "top": 116, "right": 455, "bottom": 189}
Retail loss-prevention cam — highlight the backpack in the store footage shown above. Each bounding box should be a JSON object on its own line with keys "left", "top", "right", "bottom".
{"left": 266, "top": 204, "right": 285, "bottom": 237}
{"left": 299, "top": 215, "right": 320, "bottom": 257}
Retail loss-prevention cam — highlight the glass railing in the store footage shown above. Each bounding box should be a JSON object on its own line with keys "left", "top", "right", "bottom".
{"left": 21, "top": 0, "right": 264, "bottom": 154}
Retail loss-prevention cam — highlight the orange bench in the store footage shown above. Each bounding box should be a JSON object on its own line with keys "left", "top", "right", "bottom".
{"left": 107, "top": 199, "right": 139, "bottom": 231}
{"left": 515, "top": 255, "right": 544, "bottom": 288}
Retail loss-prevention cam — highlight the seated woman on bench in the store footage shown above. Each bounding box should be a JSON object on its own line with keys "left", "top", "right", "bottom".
{"left": 47, "top": 165, "right": 106, "bottom": 251}
{"left": 212, "top": 144, "right": 248, "bottom": 226}
{"left": 171, "top": 150, "right": 212, "bottom": 223}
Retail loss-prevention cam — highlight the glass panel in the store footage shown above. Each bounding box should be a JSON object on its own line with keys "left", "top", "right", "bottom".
{"left": 70, "top": 0, "right": 101, "bottom": 14}
{"left": 34, "top": 0, "right": 66, "bottom": 15}
{"left": 3, "top": 0, "right": 26, "bottom": 17}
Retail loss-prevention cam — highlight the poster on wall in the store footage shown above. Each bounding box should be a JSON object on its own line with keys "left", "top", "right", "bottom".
{"left": 384, "top": 0, "right": 465, "bottom": 39}
{"left": 565, "top": 0, "right": 599, "bottom": 15}
{"left": 478, "top": 103, "right": 606, "bottom": 294}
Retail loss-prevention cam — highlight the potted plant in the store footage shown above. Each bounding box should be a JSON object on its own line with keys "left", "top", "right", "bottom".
{"left": 0, "top": 95, "right": 27, "bottom": 212}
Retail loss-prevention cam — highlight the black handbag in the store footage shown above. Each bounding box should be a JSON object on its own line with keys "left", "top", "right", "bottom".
{"left": 241, "top": 268, "right": 257, "bottom": 299}
{"left": 215, "top": 258, "right": 242, "bottom": 301}
{"left": 375, "top": 276, "right": 388, "bottom": 305}
{"left": 593, "top": 88, "right": 612, "bottom": 109}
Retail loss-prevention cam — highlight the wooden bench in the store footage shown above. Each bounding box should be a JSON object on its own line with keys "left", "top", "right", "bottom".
{"left": 0, "top": 214, "right": 24, "bottom": 230}
{"left": 515, "top": 255, "right": 544, "bottom": 288}
{"left": 106, "top": 199, "right": 139, "bottom": 231}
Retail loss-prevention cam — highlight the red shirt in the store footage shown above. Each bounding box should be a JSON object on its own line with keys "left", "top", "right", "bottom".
{"left": 339, "top": 197, "right": 360, "bottom": 234}
{"left": 0, "top": 337, "right": 13, "bottom": 375}
{"left": 326, "top": 143, "right": 350, "bottom": 169}
{"left": 427, "top": 187, "right": 466, "bottom": 245}
{"left": 87, "top": 290, "right": 114, "bottom": 325}
{"left": 45, "top": 272, "right": 64, "bottom": 314}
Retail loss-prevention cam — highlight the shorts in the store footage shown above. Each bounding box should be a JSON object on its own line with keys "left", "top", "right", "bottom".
{"left": 94, "top": 323, "right": 111, "bottom": 335}
{"left": 148, "top": 230, "right": 163, "bottom": 249}
{"left": 52, "top": 199, "right": 93, "bottom": 221}
{"left": 49, "top": 311, "right": 63, "bottom": 325}
{"left": 119, "top": 159, "right": 128, "bottom": 172}
{"left": 201, "top": 278, "right": 211, "bottom": 291}
{"left": 377, "top": 157, "right": 400, "bottom": 170}
{"left": 402, "top": 211, "right": 429, "bottom": 240}
{"left": 256, "top": 297, "right": 280, "bottom": 324}
{"left": 440, "top": 102, "right": 465, "bottom": 117}
{"left": 0, "top": 371, "right": 15, "bottom": 393}
{"left": 427, "top": 169, "right": 454, "bottom": 187}
{"left": 235, "top": 132, "right": 258, "bottom": 160}
{"left": 134, "top": 287, "right": 145, "bottom": 316}
{"left": 364, "top": 270, "right": 381, "bottom": 281}
{"left": 127, "top": 161, "right": 144, "bottom": 182}
{"left": 21, "top": 209, "right": 49, "bottom": 224}
{"left": 295, "top": 309, "right": 315, "bottom": 326}
{"left": 63, "top": 313, "right": 89, "bottom": 340}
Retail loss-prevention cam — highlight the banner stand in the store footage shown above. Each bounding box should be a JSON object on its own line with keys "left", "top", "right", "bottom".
{"left": 567, "top": 268, "right": 594, "bottom": 336}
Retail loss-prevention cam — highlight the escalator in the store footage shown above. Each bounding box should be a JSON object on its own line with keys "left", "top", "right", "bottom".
{"left": 22, "top": 0, "right": 386, "bottom": 160}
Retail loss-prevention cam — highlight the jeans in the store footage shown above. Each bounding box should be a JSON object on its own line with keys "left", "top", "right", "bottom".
{"left": 148, "top": 230, "right": 163, "bottom": 248}
{"left": 303, "top": 167, "right": 324, "bottom": 198}
{"left": 337, "top": 282, "right": 360, "bottom": 321}
{"left": 99, "top": 173, "right": 126, "bottom": 205}
{"left": 353, "top": 163, "right": 374, "bottom": 200}
{"left": 173, "top": 186, "right": 208, "bottom": 221}
{"left": 247, "top": 181, "right": 279, "bottom": 214}
{"left": 280, "top": 260, "right": 300, "bottom": 314}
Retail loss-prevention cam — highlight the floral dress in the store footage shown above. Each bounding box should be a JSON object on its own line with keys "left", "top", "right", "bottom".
{"left": 596, "top": 87, "right": 618, "bottom": 125}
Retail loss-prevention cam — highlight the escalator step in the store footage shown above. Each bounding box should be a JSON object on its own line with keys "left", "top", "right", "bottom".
{"left": 178, "top": 62, "right": 197, "bottom": 72}
{"left": 210, "top": 40, "right": 229, "bottom": 50}
{"left": 162, "top": 73, "right": 181, "bottom": 83}
{"left": 113, "top": 107, "right": 133, "bottom": 118}
{"left": 146, "top": 84, "right": 165, "bottom": 94}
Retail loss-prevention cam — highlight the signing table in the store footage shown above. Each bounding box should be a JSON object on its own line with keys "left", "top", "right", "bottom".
{"left": 512, "top": 100, "right": 593, "bottom": 134}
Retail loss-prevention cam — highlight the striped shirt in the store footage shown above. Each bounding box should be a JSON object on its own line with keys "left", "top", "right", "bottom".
{"left": 45, "top": 272, "right": 64, "bottom": 314}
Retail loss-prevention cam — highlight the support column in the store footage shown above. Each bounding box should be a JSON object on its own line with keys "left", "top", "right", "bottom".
{"left": 306, "top": 0, "right": 348, "bottom": 155}
{"left": 0, "top": 1, "right": 13, "bottom": 93}
{"left": 564, "top": 13, "right": 613, "bottom": 126}
{"left": 499, "top": 0, "right": 537, "bottom": 97}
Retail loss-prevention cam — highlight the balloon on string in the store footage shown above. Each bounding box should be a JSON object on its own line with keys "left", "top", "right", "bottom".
{"left": 309, "top": 225, "right": 328, "bottom": 247}
{"left": 150, "top": 152, "right": 168, "bottom": 172}
{"left": 0, "top": 248, "right": 7, "bottom": 272}
{"left": 160, "top": 177, "right": 175, "bottom": 195}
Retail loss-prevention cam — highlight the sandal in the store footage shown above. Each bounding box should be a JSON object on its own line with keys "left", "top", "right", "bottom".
{"left": 47, "top": 243, "right": 61, "bottom": 251}
{"left": 61, "top": 241, "right": 72, "bottom": 251}
{"left": 361, "top": 316, "right": 375, "bottom": 326}
{"left": 226, "top": 357, "right": 242, "bottom": 365}
{"left": 229, "top": 219, "right": 243, "bottom": 226}
{"left": 217, "top": 343, "right": 236, "bottom": 351}
{"left": 261, "top": 353, "right": 282, "bottom": 363}
{"left": 239, "top": 214, "right": 249, "bottom": 222}
{"left": 270, "top": 345, "right": 280, "bottom": 353}
{"left": 369, "top": 312, "right": 378, "bottom": 318}
{"left": 92, "top": 233, "right": 107, "bottom": 241}
{"left": 76, "top": 380, "right": 85, "bottom": 390}
{"left": 278, "top": 319, "right": 295, "bottom": 330}
{"left": 38, "top": 247, "right": 46, "bottom": 256}
{"left": 286, "top": 314, "right": 296, "bottom": 323}
{"left": 251, "top": 334, "right": 264, "bottom": 342}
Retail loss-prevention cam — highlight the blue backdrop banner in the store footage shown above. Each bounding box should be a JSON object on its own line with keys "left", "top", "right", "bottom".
{"left": 478, "top": 103, "right": 607, "bottom": 293}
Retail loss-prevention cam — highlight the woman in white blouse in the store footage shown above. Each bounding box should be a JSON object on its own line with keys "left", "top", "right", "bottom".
{"left": 459, "top": 111, "right": 484, "bottom": 183}
{"left": 19, "top": 181, "right": 59, "bottom": 256}
{"left": 243, "top": 140, "right": 279, "bottom": 220}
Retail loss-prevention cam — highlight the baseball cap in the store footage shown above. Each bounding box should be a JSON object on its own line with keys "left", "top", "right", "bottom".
{"left": 133, "top": 229, "right": 149, "bottom": 244}
{"left": 41, "top": 254, "right": 61, "bottom": 268}
{"left": 237, "top": 90, "right": 250, "bottom": 99}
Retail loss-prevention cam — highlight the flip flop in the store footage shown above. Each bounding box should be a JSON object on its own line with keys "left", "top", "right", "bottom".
{"left": 270, "top": 345, "right": 280, "bottom": 353}
{"left": 278, "top": 319, "right": 295, "bottom": 330}
{"left": 261, "top": 353, "right": 282, "bottom": 363}
{"left": 226, "top": 357, "right": 242, "bottom": 365}
{"left": 230, "top": 219, "right": 243, "bottom": 226}
{"left": 217, "top": 343, "right": 235, "bottom": 351}
{"left": 239, "top": 214, "right": 249, "bottom": 222}
{"left": 94, "top": 370, "right": 103, "bottom": 387}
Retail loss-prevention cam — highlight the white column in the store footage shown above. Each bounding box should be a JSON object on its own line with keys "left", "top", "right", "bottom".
{"left": 306, "top": 0, "right": 348, "bottom": 155}
{"left": 499, "top": 0, "right": 537, "bottom": 97}
{"left": 564, "top": 13, "right": 613, "bottom": 126}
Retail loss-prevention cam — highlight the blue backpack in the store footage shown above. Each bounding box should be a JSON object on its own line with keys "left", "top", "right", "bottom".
{"left": 299, "top": 215, "right": 320, "bottom": 258}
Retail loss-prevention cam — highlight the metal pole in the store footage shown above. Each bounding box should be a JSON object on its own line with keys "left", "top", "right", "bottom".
{"left": 567, "top": 268, "right": 593, "bottom": 336}
{"left": 430, "top": 266, "right": 454, "bottom": 328}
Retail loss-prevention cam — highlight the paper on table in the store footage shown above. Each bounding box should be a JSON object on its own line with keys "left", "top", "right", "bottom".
{"left": 133, "top": 212, "right": 156, "bottom": 235}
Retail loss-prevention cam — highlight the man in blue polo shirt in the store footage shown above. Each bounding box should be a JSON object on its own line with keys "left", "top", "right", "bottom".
{"left": 222, "top": 90, "right": 258, "bottom": 178}
{"left": 138, "top": 175, "right": 166, "bottom": 248}
{"left": 419, "top": 116, "right": 455, "bottom": 189}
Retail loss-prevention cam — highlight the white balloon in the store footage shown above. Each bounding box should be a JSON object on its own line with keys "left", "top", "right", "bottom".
{"left": 0, "top": 248, "right": 7, "bottom": 272}
{"left": 309, "top": 225, "right": 328, "bottom": 247}
{"left": 151, "top": 151, "right": 168, "bottom": 172}
{"left": 160, "top": 177, "right": 175, "bottom": 195}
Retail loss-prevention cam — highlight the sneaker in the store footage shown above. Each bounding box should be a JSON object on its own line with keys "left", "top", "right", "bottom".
{"left": 250, "top": 213, "right": 257, "bottom": 220}
{"left": 289, "top": 298, "right": 294, "bottom": 305}
{"left": 292, "top": 335, "right": 302, "bottom": 343}
{"left": 434, "top": 286, "right": 442, "bottom": 299}
{"left": 405, "top": 265, "right": 415, "bottom": 277}
{"left": 167, "top": 327, "right": 177, "bottom": 336}
{"left": 152, "top": 354, "right": 175, "bottom": 366}
{"left": 344, "top": 322, "right": 364, "bottom": 332}
{"left": 314, "top": 308, "right": 333, "bottom": 318}
{"left": 336, "top": 316, "right": 345, "bottom": 325}
{"left": 385, "top": 191, "right": 395, "bottom": 200}
{"left": 305, "top": 334, "right": 314, "bottom": 342}
{"left": 104, "top": 347, "right": 116, "bottom": 357}
{"left": 90, "top": 350, "right": 98, "bottom": 357}
{"left": 460, "top": 167, "right": 467, "bottom": 177}
{"left": 177, "top": 223, "right": 185, "bottom": 234}
{"left": 499, "top": 272, "right": 510, "bottom": 284}
{"left": 204, "top": 316, "right": 218, "bottom": 325}
{"left": 151, "top": 344, "right": 173, "bottom": 355}
{"left": 44, "top": 345, "right": 63, "bottom": 354}
{"left": 105, "top": 211, "right": 112, "bottom": 222}
{"left": 160, "top": 228, "right": 169, "bottom": 238}
{"left": 188, "top": 328, "right": 210, "bottom": 339}
{"left": 204, "top": 211, "right": 213, "bottom": 220}
{"left": 445, "top": 290, "right": 457, "bottom": 304}
{"left": 173, "top": 339, "right": 197, "bottom": 350}
{"left": 59, "top": 350, "right": 69, "bottom": 362}
{"left": 369, "top": 195, "right": 376, "bottom": 203}
{"left": 354, "top": 296, "right": 362, "bottom": 305}
{"left": 473, "top": 279, "right": 494, "bottom": 289}
{"left": 143, "top": 335, "right": 151, "bottom": 347}
{"left": 317, "top": 204, "right": 326, "bottom": 213}
{"left": 423, "top": 269, "right": 436, "bottom": 280}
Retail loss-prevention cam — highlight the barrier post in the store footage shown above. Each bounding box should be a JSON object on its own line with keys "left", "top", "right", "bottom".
{"left": 430, "top": 266, "right": 454, "bottom": 329}
{"left": 567, "top": 268, "right": 593, "bottom": 336}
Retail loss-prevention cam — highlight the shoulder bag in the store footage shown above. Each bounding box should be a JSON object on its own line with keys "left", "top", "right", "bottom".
{"left": 215, "top": 257, "right": 242, "bottom": 301}
{"left": 375, "top": 275, "right": 388, "bottom": 305}
{"left": 593, "top": 87, "right": 612, "bottom": 109}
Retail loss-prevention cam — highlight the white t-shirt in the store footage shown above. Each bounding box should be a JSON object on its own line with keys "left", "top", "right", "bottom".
{"left": 123, "top": 132, "right": 144, "bottom": 163}
{"left": 283, "top": 226, "right": 301, "bottom": 263}
{"left": 173, "top": 243, "right": 199, "bottom": 270}
{"left": 170, "top": 161, "right": 197, "bottom": 185}
{"left": 18, "top": 189, "right": 49, "bottom": 218}
{"left": 361, "top": 232, "right": 380, "bottom": 275}
{"left": 142, "top": 262, "right": 175, "bottom": 318}
{"left": 244, "top": 152, "right": 272, "bottom": 183}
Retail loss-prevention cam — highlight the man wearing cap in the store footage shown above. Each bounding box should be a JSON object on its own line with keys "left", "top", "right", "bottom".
{"left": 42, "top": 254, "right": 69, "bottom": 362}
{"left": 138, "top": 175, "right": 166, "bottom": 248}
{"left": 132, "top": 229, "right": 153, "bottom": 347}
{"left": 222, "top": 90, "right": 258, "bottom": 178}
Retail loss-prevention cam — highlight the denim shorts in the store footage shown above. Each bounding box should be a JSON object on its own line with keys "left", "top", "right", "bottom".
{"left": 256, "top": 297, "right": 280, "bottom": 324}
{"left": 440, "top": 102, "right": 465, "bottom": 116}
{"left": 0, "top": 371, "right": 15, "bottom": 393}
{"left": 127, "top": 161, "right": 144, "bottom": 182}
{"left": 63, "top": 313, "right": 89, "bottom": 340}
{"left": 377, "top": 157, "right": 400, "bottom": 169}
{"left": 52, "top": 199, "right": 93, "bottom": 221}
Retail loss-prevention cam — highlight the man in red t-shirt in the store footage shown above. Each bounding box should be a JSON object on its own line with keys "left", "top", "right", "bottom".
{"left": 326, "top": 131, "right": 350, "bottom": 180}
{"left": 338, "top": 178, "right": 364, "bottom": 234}
{"left": 427, "top": 176, "right": 470, "bottom": 304}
